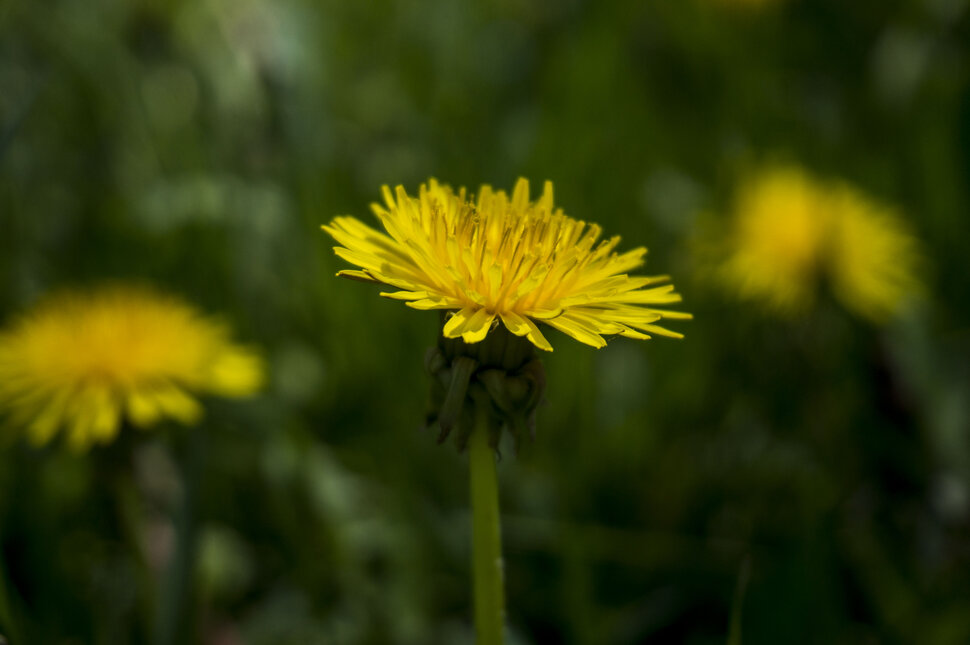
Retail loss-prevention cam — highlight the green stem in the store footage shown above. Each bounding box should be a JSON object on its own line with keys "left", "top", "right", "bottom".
{"left": 154, "top": 431, "right": 203, "bottom": 645}
{"left": 113, "top": 472, "right": 156, "bottom": 638}
{"left": 469, "top": 414, "right": 505, "bottom": 645}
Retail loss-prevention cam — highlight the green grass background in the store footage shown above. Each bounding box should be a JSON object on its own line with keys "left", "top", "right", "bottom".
{"left": 1, "top": 0, "right": 969, "bottom": 643}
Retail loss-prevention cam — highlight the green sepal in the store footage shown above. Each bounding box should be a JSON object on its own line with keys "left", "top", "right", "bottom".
{"left": 437, "top": 356, "right": 478, "bottom": 443}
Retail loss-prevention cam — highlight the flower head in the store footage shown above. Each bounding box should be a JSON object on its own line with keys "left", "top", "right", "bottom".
{"left": 323, "top": 178, "right": 690, "bottom": 351}
{"left": 0, "top": 285, "right": 264, "bottom": 450}
{"left": 718, "top": 166, "right": 923, "bottom": 321}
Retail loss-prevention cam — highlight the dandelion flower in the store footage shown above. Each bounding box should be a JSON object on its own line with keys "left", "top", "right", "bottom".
{"left": 322, "top": 178, "right": 690, "bottom": 352}
{"left": 718, "top": 166, "right": 923, "bottom": 322}
{"left": 720, "top": 167, "right": 826, "bottom": 313}
{"left": 827, "top": 184, "right": 924, "bottom": 322}
{"left": 0, "top": 285, "right": 264, "bottom": 450}
{"left": 324, "top": 179, "right": 692, "bottom": 643}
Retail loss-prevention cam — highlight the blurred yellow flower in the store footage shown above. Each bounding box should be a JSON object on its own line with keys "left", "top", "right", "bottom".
{"left": 827, "top": 185, "right": 925, "bottom": 322}
{"left": 719, "top": 166, "right": 923, "bottom": 321}
{"left": 323, "top": 178, "right": 690, "bottom": 351}
{"left": 0, "top": 286, "right": 264, "bottom": 450}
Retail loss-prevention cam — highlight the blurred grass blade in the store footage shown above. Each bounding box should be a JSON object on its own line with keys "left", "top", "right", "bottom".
{"left": 0, "top": 553, "right": 25, "bottom": 645}
{"left": 0, "top": 80, "right": 43, "bottom": 164}
{"left": 154, "top": 430, "right": 204, "bottom": 645}
{"left": 727, "top": 555, "right": 752, "bottom": 645}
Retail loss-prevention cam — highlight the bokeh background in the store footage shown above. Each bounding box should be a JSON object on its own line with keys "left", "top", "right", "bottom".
{"left": 2, "top": 0, "right": 970, "bottom": 643}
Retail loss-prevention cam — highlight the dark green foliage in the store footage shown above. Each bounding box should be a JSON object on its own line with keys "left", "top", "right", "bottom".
{"left": 1, "top": 1, "right": 969, "bottom": 643}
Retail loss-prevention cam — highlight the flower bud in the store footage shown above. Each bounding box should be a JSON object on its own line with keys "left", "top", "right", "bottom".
{"left": 425, "top": 314, "right": 546, "bottom": 454}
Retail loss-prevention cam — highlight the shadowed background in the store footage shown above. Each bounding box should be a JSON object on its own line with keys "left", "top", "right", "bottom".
{"left": 1, "top": 0, "right": 969, "bottom": 643}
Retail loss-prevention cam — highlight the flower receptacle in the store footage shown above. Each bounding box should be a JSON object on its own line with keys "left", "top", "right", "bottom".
{"left": 425, "top": 318, "right": 546, "bottom": 454}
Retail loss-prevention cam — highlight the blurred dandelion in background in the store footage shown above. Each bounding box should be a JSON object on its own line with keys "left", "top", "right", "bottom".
{"left": 0, "top": 285, "right": 264, "bottom": 450}
{"left": 323, "top": 177, "right": 691, "bottom": 352}
{"left": 714, "top": 166, "right": 924, "bottom": 323}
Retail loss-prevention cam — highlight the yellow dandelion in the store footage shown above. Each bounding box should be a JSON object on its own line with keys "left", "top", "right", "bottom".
{"left": 827, "top": 183, "right": 924, "bottom": 322}
{"left": 718, "top": 166, "right": 923, "bottom": 322}
{"left": 322, "top": 178, "right": 690, "bottom": 352}
{"left": 0, "top": 285, "right": 264, "bottom": 451}
{"left": 720, "top": 167, "right": 827, "bottom": 313}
